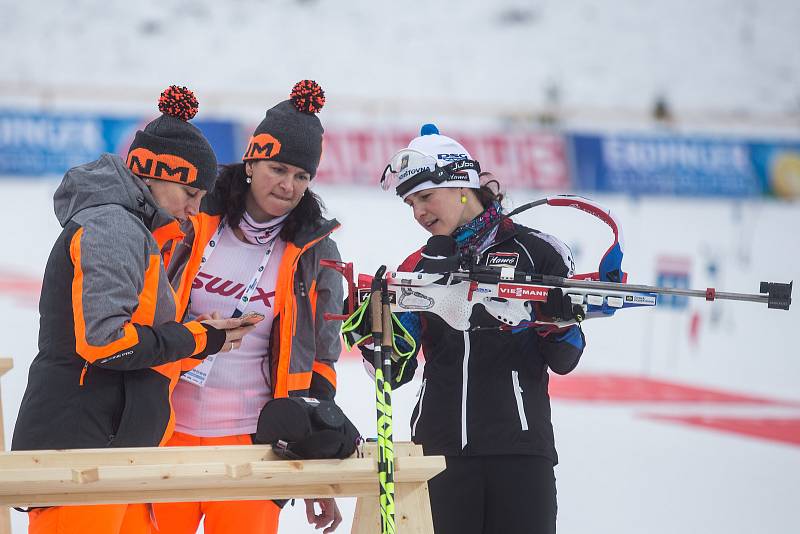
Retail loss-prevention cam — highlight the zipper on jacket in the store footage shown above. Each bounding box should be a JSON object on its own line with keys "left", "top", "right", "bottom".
{"left": 411, "top": 379, "right": 427, "bottom": 438}
{"left": 461, "top": 331, "right": 470, "bottom": 449}
{"left": 79, "top": 361, "right": 89, "bottom": 386}
{"left": 511, "top": 370, "right": 529, "bottom": 431}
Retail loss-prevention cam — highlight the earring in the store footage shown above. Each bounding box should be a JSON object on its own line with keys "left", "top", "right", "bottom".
{"left": 246, "top": 175, "right": 252, "bottom": 184}
{"left": 460, "top": 194, "right": 467, "bottom": 204}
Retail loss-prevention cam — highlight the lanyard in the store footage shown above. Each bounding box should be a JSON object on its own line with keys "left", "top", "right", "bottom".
{"left": 197, "top": 219, "right": 277, "bottom": 318}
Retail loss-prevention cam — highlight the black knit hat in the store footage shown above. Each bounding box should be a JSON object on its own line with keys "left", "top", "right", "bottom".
{"left": 126, "top": 85, "right": 218, "bottom": 190}
{"left": 242, "top": 80, "right": 326, "bottom": 177}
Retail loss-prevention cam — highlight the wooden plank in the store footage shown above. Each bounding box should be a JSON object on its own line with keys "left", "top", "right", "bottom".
{"left": 0, "top": 358, "right": 12, "bottom": 377}
{"left": 0, "top": 444, "right": 280, "bottom": 468}
{"left": 0, "top": 482, "right": 381, "bottom": 507}
{"left": 0, "top": 357, "right": 13, "bottom": 534}
{"left": 0, "top": 443, "right": 446, "bottom": 509}
{"left": 0, "top": 459, "right": 378, "bottom": 493}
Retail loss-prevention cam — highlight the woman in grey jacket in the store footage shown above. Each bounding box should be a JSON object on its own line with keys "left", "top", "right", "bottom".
{"left": 12, "top": 86, "right": 253, "bottom": 534}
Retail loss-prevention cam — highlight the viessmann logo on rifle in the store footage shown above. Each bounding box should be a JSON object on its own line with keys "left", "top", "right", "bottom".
{"left": 127, "top": 148, "right": 198, "bottom": 184}
{"left": 497, "top": 283, "right": 550, "bottom": 301}
{"left": 243, "top": 133, "right": 283, "bottom": 160}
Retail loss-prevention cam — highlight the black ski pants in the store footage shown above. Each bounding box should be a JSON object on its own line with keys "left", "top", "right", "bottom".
{"left": 427, "top": 454, "right": 557, "bottom": 534}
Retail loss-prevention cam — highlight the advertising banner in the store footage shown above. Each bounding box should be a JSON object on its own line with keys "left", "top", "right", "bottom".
{"left": 570, "top": 133, "right": 768, "bottom": 197}
{"left": 0, "top": 110, "right": 237, "bottom": 177}
{"left": 748, "top": 141, "right": 800, "bottom": 199}
{"left": 315, "top": 128, "right": 570, "bottom": 190}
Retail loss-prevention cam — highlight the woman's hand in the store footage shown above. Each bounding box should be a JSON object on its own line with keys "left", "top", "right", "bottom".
{"left": 304, "top": 498, "right": 343, "bottom": 533}
{"left": 200, "top": 313, "right": 255, "bottom": 353}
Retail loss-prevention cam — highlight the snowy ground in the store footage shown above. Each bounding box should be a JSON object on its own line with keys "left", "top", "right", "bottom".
{"left": 0, "top": 179, "right": 798, "bottom": 533}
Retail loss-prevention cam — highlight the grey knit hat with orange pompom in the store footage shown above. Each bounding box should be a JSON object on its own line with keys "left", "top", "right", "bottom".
{"left": 242, "top": 80, "right": 325, "bottom": 177}
{"left": 126, "top": 85, "right": 218, "bottom": 190}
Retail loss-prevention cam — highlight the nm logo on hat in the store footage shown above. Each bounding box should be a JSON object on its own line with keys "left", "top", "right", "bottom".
{"left": 243, "top": 133, "right": 282, "bottom": 160}
{"left": 127, "top": 148, "right": 198, "bottom": 184}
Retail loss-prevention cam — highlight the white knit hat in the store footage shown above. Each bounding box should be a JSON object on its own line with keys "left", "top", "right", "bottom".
{"left": 383, "top": 124, "right": 481, "bottom": 199}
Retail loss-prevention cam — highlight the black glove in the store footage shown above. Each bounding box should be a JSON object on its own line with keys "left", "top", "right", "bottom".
{"left": 254, "top": 398, "right": 362, "bottom": 459}
{"left": 419, "top": 235, "right": 461, "bottom": 273}
{"left": 538, "top": 288, "right": 585, "bottom": 322}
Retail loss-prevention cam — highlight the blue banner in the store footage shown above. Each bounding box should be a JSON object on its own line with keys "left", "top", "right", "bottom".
{"left": 0, "top": 110, "right": 237, "bottom": 177}
{"left": 570, "top": 133, "right": 769, "bottom": 197}
{"left": 748, "top": 141, "right": 800, "bottom": 200}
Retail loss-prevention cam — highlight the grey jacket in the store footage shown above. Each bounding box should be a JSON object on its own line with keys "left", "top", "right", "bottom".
{"left": 168, "top": 210, "right": 344, "bottom": 400}
{"left": 12, "top": 154, "right": 215, "bottom": 451}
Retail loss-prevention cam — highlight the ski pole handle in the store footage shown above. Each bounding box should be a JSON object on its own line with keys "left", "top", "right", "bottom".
{"left": 371, "top": 266, "right": 387, "bottom": 338}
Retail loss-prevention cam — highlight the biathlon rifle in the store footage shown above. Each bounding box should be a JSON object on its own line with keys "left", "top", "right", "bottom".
{"left": 323, "top": 195, "right": 792, "bottom": 332}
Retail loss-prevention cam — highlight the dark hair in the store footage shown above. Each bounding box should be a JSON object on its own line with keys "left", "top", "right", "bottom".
{"left": 207, "top": 163, "right": 325, "bottom": 242}
{"left": 473, "top": 172, "right": 504, "bottom": 208}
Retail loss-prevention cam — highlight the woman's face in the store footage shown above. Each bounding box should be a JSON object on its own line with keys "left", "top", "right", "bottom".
{"left": 405, "top": 187, "right": 473, "bottom": 236}
{"left": 245, "top": 160, "right": 311, "bottom": 221}
{"left": 147, "top": 180, "right": 205, "bottom": 222}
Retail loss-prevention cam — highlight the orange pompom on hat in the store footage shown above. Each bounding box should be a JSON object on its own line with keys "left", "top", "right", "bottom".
{"left": 242, "top": 80, "right": 326, "bottom": 177}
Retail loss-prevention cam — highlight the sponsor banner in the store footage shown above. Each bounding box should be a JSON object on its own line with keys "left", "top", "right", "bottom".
{"left": 655, "top": 255, "right": 691, "bottom": 309}
{"left": 0, "top": 110, "right": 237, "bottom": 177}
{"left": 748, "top": 141, "right": 800, "bottom": 199}
{"left": 315, "top": 128, "right": 570, "bottom": 189}
{"left": 570, "top": 133, "right": 768, "bottom": 197}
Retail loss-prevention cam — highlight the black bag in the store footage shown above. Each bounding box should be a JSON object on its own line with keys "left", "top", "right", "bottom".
{"left": 254, "top": 397, "right": 362, "bottom": 460}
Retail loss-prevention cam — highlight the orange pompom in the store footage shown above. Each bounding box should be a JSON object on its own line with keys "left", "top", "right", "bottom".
{"left": 158, "top": 85, "right": 199, "bottom": 121}
{"left": 290, "top": 80, "right": 325, "bottom": 114}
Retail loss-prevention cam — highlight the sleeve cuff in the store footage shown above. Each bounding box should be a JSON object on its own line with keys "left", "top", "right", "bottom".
{"left": 183, "top": 320, "right": 224, "bottom": 357}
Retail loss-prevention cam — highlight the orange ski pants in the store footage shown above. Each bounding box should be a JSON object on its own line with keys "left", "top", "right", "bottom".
{"left": 152, "top": 432, "right": 280, "bottom": 534}
{"left": 29, "top": 503, "right": 151, "bottom": 534}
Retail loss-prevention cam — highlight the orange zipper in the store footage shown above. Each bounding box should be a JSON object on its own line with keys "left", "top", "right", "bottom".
{"left": 79, "top": 361, "right": 89, "bottom": 386}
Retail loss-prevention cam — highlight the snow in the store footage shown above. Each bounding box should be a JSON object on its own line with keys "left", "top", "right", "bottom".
{"left": 1, "top": 1, "right": 799, "bottom": 530}
{"left": 1, "top": 1, "right": 799, "bottom": 131}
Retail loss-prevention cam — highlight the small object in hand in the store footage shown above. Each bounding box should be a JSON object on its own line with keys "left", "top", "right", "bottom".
{"left": 239, "top": 311, "right": 265, "bottom": 326}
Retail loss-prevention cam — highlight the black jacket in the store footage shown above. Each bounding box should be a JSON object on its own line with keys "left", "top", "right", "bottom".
{"left": 399, "top": 220, "right": 586, "bottom": 463}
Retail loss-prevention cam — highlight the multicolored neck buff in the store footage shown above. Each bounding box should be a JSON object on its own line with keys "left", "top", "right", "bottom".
{"left": 452, "top": 200, "right": 504, "bottom": 255}
{"left": 238, "top": 211, "right": 288, "bottom": 246}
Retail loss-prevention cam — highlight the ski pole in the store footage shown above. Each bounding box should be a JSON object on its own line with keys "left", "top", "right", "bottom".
{"left": 380, "top": 276, "right": 396, "bottom": 533}
{"left": 370, "top": 266, "right": 394, "bottom": 534}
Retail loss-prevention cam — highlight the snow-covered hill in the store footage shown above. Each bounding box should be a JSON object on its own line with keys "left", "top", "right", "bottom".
{"left": 1, "top": 0, "right": 799, "bottom": 131}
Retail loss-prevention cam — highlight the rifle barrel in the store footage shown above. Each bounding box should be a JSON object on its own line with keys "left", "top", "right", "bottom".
{"left": 544, "top": 276, "right": 769, "bottom": 304}
{"left": 455, "top": 271, "right": 790, "bottom": 308}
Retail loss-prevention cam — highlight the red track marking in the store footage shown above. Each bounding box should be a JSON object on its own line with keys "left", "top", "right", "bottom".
{"left": 548, "top": 373, "right": 792, "bottom": 406}
{"left": 643, "top": 415, "right": 800, "bottom": 447}
{"left": 0, "top": 269, "right": 42, "bottom": 307}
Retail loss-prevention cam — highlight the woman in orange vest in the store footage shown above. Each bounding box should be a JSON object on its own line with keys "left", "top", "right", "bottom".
{"left": 12, "top": 86, "right": 254, "bottom": 534}
{"left": 155, "top": 81, "right": 343, "bottom": 534}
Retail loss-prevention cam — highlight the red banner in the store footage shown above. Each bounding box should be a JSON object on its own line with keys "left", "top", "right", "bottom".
{"left": 315, "top": 128, "right": 569, "bottom": 189}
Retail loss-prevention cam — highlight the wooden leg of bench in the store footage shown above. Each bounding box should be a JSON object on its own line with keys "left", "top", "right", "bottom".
{"left": 0, "top": 358, "right": 13, "bottom": 534}
{"left": 351, "top": 481, "right": 435, "bottom": 534}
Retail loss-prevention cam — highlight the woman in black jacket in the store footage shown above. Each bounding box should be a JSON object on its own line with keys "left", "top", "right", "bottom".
{"left": 376, "top": 125, "right": 586, "bottom": 534}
